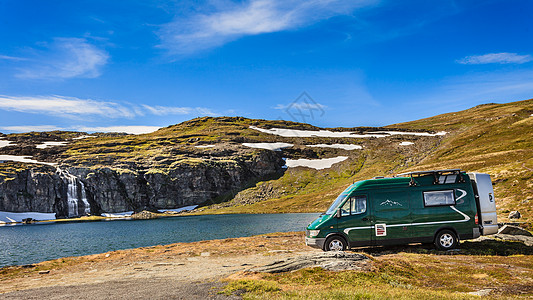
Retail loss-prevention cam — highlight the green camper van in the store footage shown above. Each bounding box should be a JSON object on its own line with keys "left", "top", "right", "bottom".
{"left": 305, "top": 169, "right": 498, "bottom": 251}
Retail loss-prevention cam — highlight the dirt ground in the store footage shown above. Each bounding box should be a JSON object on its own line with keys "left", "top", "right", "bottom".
{"left": 1, "top": 232, "right": 532, "bottom": 299}
{"left": 0, "top": 232, "right": 316, "bottom": 299}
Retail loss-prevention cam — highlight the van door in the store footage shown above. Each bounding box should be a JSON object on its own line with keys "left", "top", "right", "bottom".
{"left": 469, "top": 173, "right": 498, "bottom": 235}
{"left": 336, "top": 194, "right": 372, "bottom": 247}
{"left": 371, "top": 190, "right": 411, "bottom": 245}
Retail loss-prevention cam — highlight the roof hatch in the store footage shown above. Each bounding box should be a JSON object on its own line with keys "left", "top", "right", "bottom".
{"left": 397, "top": 169, "right": 465, "bottom": 186}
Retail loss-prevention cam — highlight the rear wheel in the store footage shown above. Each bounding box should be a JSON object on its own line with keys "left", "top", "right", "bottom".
{"left": 434, "top": 230, "right": 458, "bottom": 250}
{"left": 324, "top": 235, "right": 347, "bottom": 251}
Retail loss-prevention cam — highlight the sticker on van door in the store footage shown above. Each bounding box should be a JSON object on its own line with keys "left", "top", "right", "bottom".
{"left": 375, "top": 224, "right": 387, "bottom": 236}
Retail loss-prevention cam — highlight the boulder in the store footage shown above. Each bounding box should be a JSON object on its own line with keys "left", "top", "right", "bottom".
{"left": 249, "top": 252, "right": 370, "bottom": 273}
{"left": 508, "top": 211, "right": 521, "bottom": 219}
{"left": 498, "top": 224, "right": 533, "bottom": 237}
{"left": 131, "top": 210, "right": 159, "bottom": 220}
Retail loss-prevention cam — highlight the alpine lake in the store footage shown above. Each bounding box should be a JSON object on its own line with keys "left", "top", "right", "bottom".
{"left": 0, "top": 213, "right": 319, "bottom": 267}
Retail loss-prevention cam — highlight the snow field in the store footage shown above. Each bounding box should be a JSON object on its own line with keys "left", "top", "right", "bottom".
{"left": 284, "top": 156, "right": 348, "bottom": 170}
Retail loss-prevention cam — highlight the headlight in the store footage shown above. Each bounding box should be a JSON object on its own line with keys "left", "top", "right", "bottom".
{"left": 308, "top": 230, "right": 320, "bottom": 237}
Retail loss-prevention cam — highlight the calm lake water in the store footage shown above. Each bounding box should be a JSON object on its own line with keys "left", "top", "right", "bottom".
{"left": 0, "top": 213, "right": 319, "bottom": 267}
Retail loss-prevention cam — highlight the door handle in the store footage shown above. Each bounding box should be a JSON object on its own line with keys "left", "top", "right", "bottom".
{"left": 361, "top": 217, "right": 369, "bottom": 221}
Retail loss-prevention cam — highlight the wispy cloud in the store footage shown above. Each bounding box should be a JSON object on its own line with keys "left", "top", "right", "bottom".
{"left": 0, "top": 125, "right": 161, "bottom": 135}
{"left": 16, "top": 38, "right": 109, "bottom": 79}
{"left": 74, "top": 126, "right": 161, "bottom": 135}
{"left": 0, "top": 95, "right": 222, "bottom": 119}
{"left": 159, "top": 0, "right": 377, "bottom": 54}
{"left": 0, "top": 125, "right": 64, "bottom": 132}
{"left": 142, "top": 104, "right": 219, "bottom": 116}
{"left": 0, "top": 95, "right": 137, "bottom": 118}
{"left": 457, "top": 53, "right": 533, "bottom": 65}
{"left": 0, "top": 55, "right": 27, "bottom": 61}
{"left": 142, "top": 104, "right": 192, "bottom": 115}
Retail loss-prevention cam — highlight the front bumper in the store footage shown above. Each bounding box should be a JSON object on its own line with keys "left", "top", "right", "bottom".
{"left": 305, "top": 237, "right": 326, "bottom": 249}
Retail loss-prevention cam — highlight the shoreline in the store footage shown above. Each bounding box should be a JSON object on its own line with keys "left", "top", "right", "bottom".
{"left": 0, "top": 210, "right": 321, "bottom": 225}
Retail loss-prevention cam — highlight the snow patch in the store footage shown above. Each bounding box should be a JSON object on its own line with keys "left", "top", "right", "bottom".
{"left": 250, "top": 126, "right": 446, "bottom": 138}
{"left": 0, "top": 155, "right": 56, "bottom": 166}
{"left": 250, "top": 126, "right": 386, "bottom": 138}
{"left": 399, "top": 142, "right": 414, "bottom": 146}
{"left": 73, "top": 135, "right": 96, "bottom": 140}
{"left": 0, "top": 211, "right": 56, "bottom": 223}
{"left": 242, "top": 142, "right": 293, "bottom": 151}
{"left": 307, "top": 144, "right": 362, "bottom": 150}
{"left": 195, "top": 145, "right": 215, "bottom": 148}
{"left": 36, "top": 141, "right": 69, "bottom": 149}
{"left": 0, "top": 140, "right": 15, "bottom": 148}
{"left": 158, "top": 205, "right": 198, "bottom": 213}
{"left": 101, "top": 211, "right": 134, "bottom": 218}
{"left": 369, "top": 131, "right": 447, "bottom": 137}
{"left": 285, "top": 156, "right": 348, "bottom": 170}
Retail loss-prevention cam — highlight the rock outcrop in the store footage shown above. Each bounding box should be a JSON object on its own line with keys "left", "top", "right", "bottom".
{"left": 0, "top": 149, "right": 284, "bottom": 218}
{"left": 250, "top": 252, "right": 370, "bottom": 273}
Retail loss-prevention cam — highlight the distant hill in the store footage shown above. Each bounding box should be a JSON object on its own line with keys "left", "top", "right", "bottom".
{"left": 197, "top": 99, "right": 533, "bottom": 227}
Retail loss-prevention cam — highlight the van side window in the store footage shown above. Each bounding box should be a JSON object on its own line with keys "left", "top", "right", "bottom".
{"left": 340, "top": 195, "right": 367, "bottom": 216}
{"left": 423, "top": 190, "right": 455, "bottom": 206}
{"left": 351, "top": 195, "right": 367, "bottom": 214}
{"left": 340, "top": 200, "right": 351, "bottom": 217}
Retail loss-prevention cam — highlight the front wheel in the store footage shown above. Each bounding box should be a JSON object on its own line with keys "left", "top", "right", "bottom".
{"left": 324, "top": 235, "right": 347, "bottom": 251}
{"left": 434, "top": 230, "right": 458, "bottom": 250}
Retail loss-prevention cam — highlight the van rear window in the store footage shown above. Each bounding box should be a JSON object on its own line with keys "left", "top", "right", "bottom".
{"left": 423, "top": 190, "right": 455, "bottom": 206}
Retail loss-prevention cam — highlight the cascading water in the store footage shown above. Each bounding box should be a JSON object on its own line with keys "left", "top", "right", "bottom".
{"left": 57, "top": 167, "right": 91, "bottom": 217}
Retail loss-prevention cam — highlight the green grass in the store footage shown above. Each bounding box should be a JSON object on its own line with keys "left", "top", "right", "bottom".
{"left": 222, "top": 238, "right": 533, "bottom": 299}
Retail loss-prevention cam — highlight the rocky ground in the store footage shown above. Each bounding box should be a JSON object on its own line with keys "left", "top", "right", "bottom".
{"left": 0, "top": 232, "right": 312, "bottom": 299}
{"left": 1, "top": 231, "right": 532, "bottom": 299}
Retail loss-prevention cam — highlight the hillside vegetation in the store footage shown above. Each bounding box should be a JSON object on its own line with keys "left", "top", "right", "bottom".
{"left": 197, "top": 99, "right": 533, "bottom": 227}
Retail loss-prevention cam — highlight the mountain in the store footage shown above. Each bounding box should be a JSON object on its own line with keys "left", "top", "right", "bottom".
{"left": 0, "top": 99, "right": 531, "bottom": 227}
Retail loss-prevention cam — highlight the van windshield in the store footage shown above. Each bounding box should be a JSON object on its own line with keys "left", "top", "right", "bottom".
{"left": 325, "top": 192, "right": 349, "bottom": 215}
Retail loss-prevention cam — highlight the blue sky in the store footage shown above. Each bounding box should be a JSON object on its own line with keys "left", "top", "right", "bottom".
{"left": 0, "top": 0, "right": 532, "bottom": 133}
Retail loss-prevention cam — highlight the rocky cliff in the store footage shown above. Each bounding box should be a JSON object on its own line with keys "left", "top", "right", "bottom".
{"left": 0, "top": 146, "right": 284, "bottom": 218}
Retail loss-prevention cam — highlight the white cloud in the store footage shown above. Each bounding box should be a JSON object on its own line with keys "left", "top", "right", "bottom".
{"left": 159, "top": 0, "right": 377, "bottom": 54}
{"left": 0, "top": 95, "right": 137, "bottom": 118}
{"left": 0, "top": 125, "right": 64, "bottom": 132}
{"left": 74, "top": 126, "right": 161, "bottom": 135}
{"left": 16, "top": 38, "right": 109, "bottom": 79}
{"left": 0, "top": 95, "right": 224, "bottom": 120}
{"left": 0, "top": 125, "right": 161, "bottom": 135}
{"left": 142, "top": 104, "right": 219, "bottom": 116}
{"left": 457, "top": 53, "right": 533, "bottom": 65}
{"left": 142, "top": 104, "right": 192, "bottom": 115}
{"left": 0, "top": 55, "right": 26, "bottom": 61}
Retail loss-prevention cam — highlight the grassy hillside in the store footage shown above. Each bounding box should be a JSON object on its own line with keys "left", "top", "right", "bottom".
{"left": 197, "top": 99, "right": 533, "bottom": 227}
{"left": 391, "top": 99, "right": 533, "bottom": 225}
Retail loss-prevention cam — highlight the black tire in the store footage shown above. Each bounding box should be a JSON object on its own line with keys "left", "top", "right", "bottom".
{"left": 434, "top": 230, "right": 458, "bottom": 250}
{"left": 324, "top": 235, "right": 347, "bottom": 251}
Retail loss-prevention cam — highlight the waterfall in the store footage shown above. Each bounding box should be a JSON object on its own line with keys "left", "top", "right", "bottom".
{"left": 57, "top": 167, "right": 91, "bottom": 218}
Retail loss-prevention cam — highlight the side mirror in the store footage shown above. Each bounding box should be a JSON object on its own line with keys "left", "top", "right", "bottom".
{"left": 336, "top": 208, "right": 342, "bottom": 218}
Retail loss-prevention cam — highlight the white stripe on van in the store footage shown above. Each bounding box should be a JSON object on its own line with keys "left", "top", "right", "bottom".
{"left": 343, "top": 204, "right": 470, "bottom": 235}
{"left": 343, "top": 226, "right": 373, "bottom": 234}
